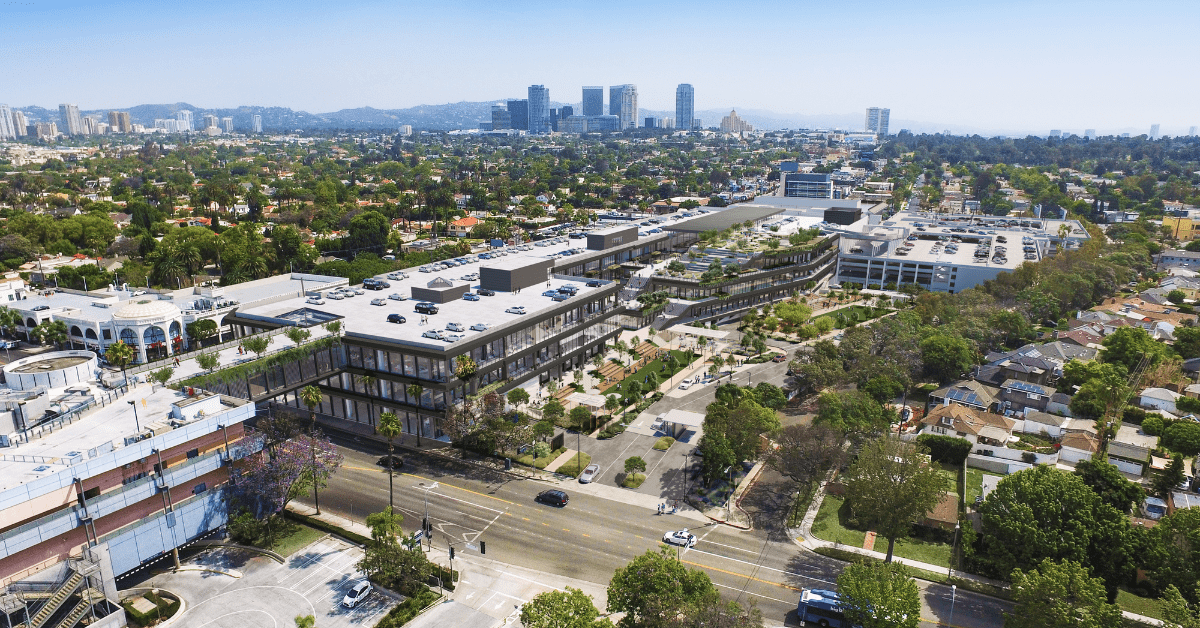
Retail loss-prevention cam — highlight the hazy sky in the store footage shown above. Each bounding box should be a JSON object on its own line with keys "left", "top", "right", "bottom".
{"left": 2, "top": 0, "right": 1196, "bottom": 134}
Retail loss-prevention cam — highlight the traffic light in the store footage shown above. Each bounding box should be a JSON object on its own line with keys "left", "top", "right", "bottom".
{"left": 480, "top": 541, "right": 486, "bottom": 555}
{"left": 449, "top": 546, "right": 455, "bottom": 560}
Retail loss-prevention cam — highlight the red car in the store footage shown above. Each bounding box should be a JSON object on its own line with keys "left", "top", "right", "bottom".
{"left": 771, "top": 354, "right": 788, "bottom": 363}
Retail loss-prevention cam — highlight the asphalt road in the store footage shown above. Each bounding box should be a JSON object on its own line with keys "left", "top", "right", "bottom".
{"left": 306, "top": 417, "right": 1013, "bottom": 627}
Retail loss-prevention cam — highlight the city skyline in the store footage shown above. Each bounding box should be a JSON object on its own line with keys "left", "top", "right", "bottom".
{"left": 0, "top": 0, "right": 1196, "bottom": 133}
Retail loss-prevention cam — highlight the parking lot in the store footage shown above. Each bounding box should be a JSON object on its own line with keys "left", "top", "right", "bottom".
{"left": 133, "top": 537, "right": 395, "bottom": 628}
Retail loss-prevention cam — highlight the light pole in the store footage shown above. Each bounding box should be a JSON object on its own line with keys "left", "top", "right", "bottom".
{"left": 418, "top": 482, "right": 438, "bottom": 550}
{"left": 127, "top": 400, "right": 141, "bottom": 433}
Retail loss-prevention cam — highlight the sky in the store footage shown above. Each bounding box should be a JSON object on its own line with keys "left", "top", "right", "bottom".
{"left": 1, "top": 0, "right": 1197, "bottom": 136}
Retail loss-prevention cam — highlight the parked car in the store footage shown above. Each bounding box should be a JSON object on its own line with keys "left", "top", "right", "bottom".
{"left": 477, "top": 288, "right": 495, "bottom": 296}
{"left": 370, "top": 298, "right": 386, "bottom": 306}
{"left": 388, "top": 293, "right": 406, "bottom": 301}
{"left": 469, "top": 323, "right": 489, "bottom": 331}
{"left": 421, "top": 330, "right": 444, "bottom": 340}
{"left": 446, "top": 322, "right": 465, "bottom": 332}
{"left": 662, "top": 529, "right": 697, "bottom": 548}
{"left": 342, "top": 580, "right": 373, "bottom": 608}
{"left": 377, "top": 455, "right": 403, "bottom": 469}
{"left": 463, "top": 293, "right": 479, "bottom": 301}
{"left": 579, "top": 463, "right": 600, "bottom": 483}
{"left": 506, "top": 306, "right": 526, "bottom": 315}
{"left": 771, "top": 354, "right": 787, "bottom": 363}
{"left": 328, "top": 292, "right": 345, "bottom": 300}
{"left": 387, "top": 314, "right": 406, "bottom": 324}
{"left": 678, "top": 381, "right": 693, "bottom": 390}
{"left": 650, "top": 415, "right": 666, "bottom": 432}
{"left": 305, "top": 297, "right": 326, "bottom": 305}
{"left": 535, "top": 489, "right": 569, "bottom": 507}
{"left": 415, "top": 302, "right": 439, "bottom": 315}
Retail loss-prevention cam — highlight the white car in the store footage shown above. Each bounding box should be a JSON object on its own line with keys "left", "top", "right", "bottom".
{"left": 469, "top": 323, "right": 489, "bottom": 331}
{"left": 388, "top": 293, "right": 406, "bottom": 301}
{"left": 342, "top": 580, "right": 372, "bottom": 608}
{"left": 446, "top": 322, "right": 465, "bottom": 332}
{"left": 678, "top": 381, "right": 693, "bottom": 390}
{"left": 328, "top": 292, "right": 345, "bottom": 300}
{"left": 370, "top": 298, "right": 386, "bottom": 306}
{"left": 506, "top": 306, "right": 526, "bottom": 315}
{"left": 662, "top": 529, "right": 696, "bottom": 548}
{"left": 305, "top": 297, "right": 326, "bottom": 305}
{"left": 650, "top": 415, "right": 666, "bottom": 432}
{"left": 578, "top": 463, "right": 600, "bottom": 484}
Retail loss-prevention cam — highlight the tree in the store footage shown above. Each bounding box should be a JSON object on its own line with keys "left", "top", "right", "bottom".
{"left": 1163, "top": 585, "right": 1200, "bottom": 628}
{"left": 570, "top": 405, "right": 593, "bottom": 434}
{"left": 358, "top": 507, "right": 431, "bottom": 596}
{"left": 750, "top": 382, "right": 786, "bottom": 410}
{"left": 378, "top": 411, "right": 401, "bottom": 512}
{"left": 299, "top": 385, "right": 326, "bottom": 514}
{"left": 243, "top": 335, "right": 272, "bottom": 358}
{"left": 406, "top": 383, "right": 424, "bottom": 446}
{"left": 813, "top": 391, "right": 891, "bottom": 437}
{"left": 1175, "top": 326, "right": 1200, "bottom": 359}
{"left": 1147, "top": 508, "right": 1200, "bottom": 603}
{"left": 507, "top": 388, "right": 530, "bottom": 409}
{"left": 186, "top": 319, "right": 219, "bottom": 346}
{"left": 1005, "top": 560, "right": 1121, "bottom": 628}
{"left": 149, "top": 367, "right": 174, "bottom": 389}
{"left": 625, "top": 456, "right": 647, "bottom": 475}
{"left": 1072, "top": 459, "right": 1142, "bottom": 513}
{"left": 766, "top": 423, "right": 846, "bottom": 493}
{"left": 542, "top": 398, "right": 565, "bottom": 425}
{"left": 918, "top": 334, "right": 975, "bottom": 382}
{"left": 1155, "top": 453, "right": 1188, "bottom": 499}
{"left": 842, "top": 437, "right": 949, "bottom": 562}
{"left": 31, "top": 320, "right": 67, "bottom": 348}
{"left": 605, "top": 394, "right": 621, "bottom": 418}
{"left": 1164, "top": 422, "right": 1200, "bottom": 456}
{"left": 323, "top": 320, "right": 342, "bottom": 337}
{"left": 284, "top": 327, "right": 311, "bottom": 346}
{"left": 1101, "top": 326, "right": 1168, "bottom": 371}
{"left": 836, "top": 561, "right": 921, "bottom": 628}
{"left": 607, "top": 548, "right": 718, "bottom": 628}
{"left": 521, "top": 588, "right": 613, "bottom": 628}
{"left": 234, "top": 433, "right": 342, "bottom": 515}
{"left": 978, "top": 465, "right": 1131, "bottom": 591}
{"left": 1169, "top": 289, "right": 1188, "bottom": 305}
{"left": 105, "top": 339, "right": 135, "bottom": 383}
{"left": 861, "top": 375, "right": 905, "bottom": 405}
{"left": 197, "top": 351, "right": 220, "bottom": 373}
{"left": 702, "top": 397, "right": 779, "bottom": 467}
{"left": 663, "top": 598, "right": 763, "bottom": 628}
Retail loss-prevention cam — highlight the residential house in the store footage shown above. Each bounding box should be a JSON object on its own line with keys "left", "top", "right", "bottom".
{"left": 449, "top": 216, "right": 480, "bottom": 238}
{"left": 1140, "top": 387, "right": 1181, "bottom": 414}
{"left": 1056, "top": 328, "right": 1103, "bottom": 347}
{"left": 1023, "top": 410, "right": 1070, "bottom": 438}
{"left": 928, "top": 380, "right": 1000, "bottom": 414}
{"left": 1046, "top": 392, "right": 1074, "bottom": 416}
{"left": 1109, "top": 423, "right": 1159, "bottom": 476}
{"left": 921, "top": 493, "right": 961, "bottom": 531}
{"left": 920, "top": 404, "right": 1015, "bottom": 446}
{"left": 1059, "top": 431, "right": 1100, "bottom": 465}
{"left": 999, "top": 379, "right": 1056, "bottom": 414}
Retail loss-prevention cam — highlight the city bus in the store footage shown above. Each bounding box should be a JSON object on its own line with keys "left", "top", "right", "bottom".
{"left": 797, "top": 588, "right": 847, "bottom": 627}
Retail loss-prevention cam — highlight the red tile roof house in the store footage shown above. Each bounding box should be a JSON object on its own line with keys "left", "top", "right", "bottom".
{"left": 449, "top": 216, "right": 480, "bottom": 237}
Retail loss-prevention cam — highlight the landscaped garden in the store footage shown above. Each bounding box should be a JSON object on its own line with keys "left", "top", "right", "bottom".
{"left": 811, "top": 304, "right": 893, "bottom": 329}
{"left": 603, "top": 349, "right": 696, "bottom": 401}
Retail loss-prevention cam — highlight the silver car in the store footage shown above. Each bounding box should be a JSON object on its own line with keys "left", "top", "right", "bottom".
{"left": 578, "top": 463, "right": 600, "bottom": 483}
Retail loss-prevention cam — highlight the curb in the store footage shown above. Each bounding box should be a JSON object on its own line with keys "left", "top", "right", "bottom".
{"left": 190, "top": 540, "right": 285, "bottom": 563}
{"left": 118, "top": 587, "right": 188, "bottom": 628}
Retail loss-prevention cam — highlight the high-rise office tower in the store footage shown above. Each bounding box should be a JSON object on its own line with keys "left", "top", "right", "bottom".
{"left": 177, "top": 110, "right": 194, "bottom": 132}
{"left": 11, "top": 110, "right": 27, "bottom": 136}
{"left": 202, "top": 114, "right": 219, "bottom": 130}
{"left": 865, "top": 107, "right": 890, "bottom": 136}
{"left": 582, "top": 87, "right": 604, "bottom": 117}
{"left": 35, "top": 122, "right": 57, "bottom": 139}
{"left": 59, "top": 104, "right": 85, "bottom": 136}
{"left": 1048, "top": 129, "right": 1062, "bottom": 138}
{"left": 0, "top": 105, "right": 14, "bottom": 139}
{"left": 82, "top": 116, "right": 103, "bottom": 135}
{"left": 221, "top": 117, "right": 234, "bottom": 133}
{"left": 1150, "top": 123, "right": 1161, "bottom": 139}
{"left": 506, "top": 100, "right": 528, "bottom": 131}
{"left": 609, "top": 85, "right": 638, "bottom": 130}
{"left": 107, "top": 111, "right": 120, "bottom": 131}
{"left": 675, "top": 84, "right": 694, "bottom": 132}
{"left": 252, "top": 114, "right": 262, "bottom": 133}
{"left": 1085, "top": 129, "right": 1096, "bottom": 139}
{"left": 491, "top": 104, "right": 511, "bottom": 130}
{"left": 107, "top": 111, "right": 131, "bottom": 133}
{"left": 560, "top": 105, "right": 573, "bottom": 118}
{"left": 528, "top": 85, "right": 551, "bottom": 134}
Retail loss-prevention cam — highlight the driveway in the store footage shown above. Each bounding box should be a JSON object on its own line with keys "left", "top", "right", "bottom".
{"left": 130, "top": 537, "right": 395, "bottom": 628}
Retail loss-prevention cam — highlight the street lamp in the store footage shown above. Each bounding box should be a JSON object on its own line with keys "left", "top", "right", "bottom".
{"left": 418, "top": 482, "right": 438, "bottom": 550}
{"left": 127, "top": 400, "right": 141, "bottom": 434}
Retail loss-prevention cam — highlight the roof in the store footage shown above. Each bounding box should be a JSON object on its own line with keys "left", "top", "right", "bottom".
{"left": 1002, "top": 379, "right": 1057, "bottom": 397}
{"left": 451, "top": 216, "right": 479, "bottom": 227}
{"left": 1060, "top": 432, "right": 1099, "bottom": 453}
{"left": 931, "top": 380, "right": 998, "bottom": 409}
{"left": 924, "top": 492, "right": 960, "bottom": 525}
{"left": 922, "top": 404, "right": 1015, "bottom": 436}
{"left": 660, "top": 409, "right": 705, "bottom": 428}
{"left": 663, "top": 206, "right": 784, "bottom": 234}
{"left": 1141, "top": 387, "right": 1181, "bottom": 402}
{"left": 1114, "top": 423, "right": 1159, "bottom": 450}
{"left": 1025, "top": 410, "right": 1069, "bottom": 427}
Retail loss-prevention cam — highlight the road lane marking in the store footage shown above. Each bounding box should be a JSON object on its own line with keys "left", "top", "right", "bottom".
{"left": 681, "top": 559, "right": 803, "bottom": 592}
{"left": 699, "top": 538, "right": 762, "bottom": 555}
{"left": 685, "top": 549, "right": 837, "bottom": 586}
{"left": 711, "top": 582, "right": 791, "bottom": 604}
{"left": 401, "top": 473, "right": 515, "bottom": 505}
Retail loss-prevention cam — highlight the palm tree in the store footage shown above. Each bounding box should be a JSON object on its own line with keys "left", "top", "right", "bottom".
{"left": 360, "top": 375, "right": 378, "bottom": 431}
{"left": 377, "top": 411, "right": 401, "bottom": 512}
{"left": 105, "top": 340, "right": 135, "bottom": 387}
{"left": 406, "top": 384, "right": 424, "bottom": 447}
{"left": 299, "top": 385, "right": 324, "bottom": 514}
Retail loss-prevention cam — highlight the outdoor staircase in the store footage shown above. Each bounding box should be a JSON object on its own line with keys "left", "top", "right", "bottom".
{"left": 28, "top": 571, "right": 82, "bottom": 628}
{"left": 53, "top": 588, "right": 103, "bottom": 628}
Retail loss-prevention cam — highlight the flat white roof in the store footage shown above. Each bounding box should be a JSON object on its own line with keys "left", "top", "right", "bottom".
{"left": 661, "top": 409, "right": 705, "bottom": 428}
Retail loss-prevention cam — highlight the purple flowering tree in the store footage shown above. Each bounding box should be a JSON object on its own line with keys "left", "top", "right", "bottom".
{"left": 235, "top": 432, "right": 343, "bottom": 516}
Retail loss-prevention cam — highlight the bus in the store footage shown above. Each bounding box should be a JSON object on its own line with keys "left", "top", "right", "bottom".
{"left": 797, "top": 588, "right": 846, "bottom": 627}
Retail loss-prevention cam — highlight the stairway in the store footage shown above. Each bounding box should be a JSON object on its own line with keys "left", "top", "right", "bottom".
{"left": 53, "top": 589, "right": 103, "bottom": 628}
{"left": 29, "top": 572, "right": 82, "bottom": 628}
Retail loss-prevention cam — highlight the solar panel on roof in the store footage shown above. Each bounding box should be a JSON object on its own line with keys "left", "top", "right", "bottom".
{"left": 945, "top": 389, "right": 981, "bottom": 405}
{"left": 1008, "top": 381, "right": 1046, "bottom": 394}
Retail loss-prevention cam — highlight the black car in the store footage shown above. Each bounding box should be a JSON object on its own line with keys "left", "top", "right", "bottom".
{"left": 415, "top": 302, "right": 438, "bottom": 315}
{"left": 387, "top": 313, "right": 406, "bottom": 324}
{"left": 536, "top": 489, "right": 569, "bottom": 507}
{"left": 377, "top": 455, "right": 404, "bottom": 469}
{"left": 585, "top": 280, "right": 603, "bottom": 288}
{"left": 477, "top": 288, "right": 495, "bottom": 296}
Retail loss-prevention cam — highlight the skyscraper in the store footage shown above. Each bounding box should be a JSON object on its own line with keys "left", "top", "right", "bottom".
{"left": 507, "top": 100, "right": 528, "bottom": 131}
{"left": 59, "top": 104, "right": 85, "bottom": 136}
{"left": 1150, "top": 123, "right": 1161, "bottom": 139}
{"left": 11, "top": 111, "right": 27, "bottom": 136}
{"left": 221, "top": 117, "right": 234, "bottom": 133}
{"left": 865, "top": 107, "right": 890, "bottom": 136}
{"left": 609, "top": 85, "right": 638, "bottom": 130}
{"left": 202, "top": 114, "right": 219, "bottom": 130}
{"left": 582, "top": 87, "right": 604, "bottom": 116}
{"left": 528, "top": 85, "right": 551, "bottom": 134}
{"left": 1048, "top": 129, "right": 1062, "bottom": 138}
{"left": 491, "top": 104, "right": 511, "bottom": 130}
{"left": 675, "top": 84, "right": 694, "bottom": 132}
{"left": 720, "top": 110, "right": 753, "bottom": 133}
{"left": 1191, "top": 126, "right": 1198, "bottom": 137}
{"left": 252, "top": 114, "right": 262, "bottom": 133}
{"left": 176, "top": 110, "right": 194, "bottom": 132}
{"left": 107, "top": 111, "right": 131, "bottom": 133}
{"left": 0, "top": 105, "right": 14, "bottom": 139}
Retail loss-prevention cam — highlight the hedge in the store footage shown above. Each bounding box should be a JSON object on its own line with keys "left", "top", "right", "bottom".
{"left": 373, "top": 588, "right": 442, "bottom": 628}
{"left": 121, "top": 592, "right": 181, "bottom": 627}
{"left": 916, "top": 434, "right": 972, "bottom": 465}
{"left": 282, "top": 509, "right": 372, "bottom": 546}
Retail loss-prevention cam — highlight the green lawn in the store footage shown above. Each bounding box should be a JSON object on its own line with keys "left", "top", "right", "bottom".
{"left": 812, "top": 305, "right": 891, "bottom": 329}
{"left": 605, "top": 350, "right": 696, "bottom": 400}
{"left": 267, "top": 520, "right": 326, "bottom": 557}
{"left": 515, "top": 446, "right": 566, "bottom": 469}
{"left": 965, "top": 468, "right": 985, "bottom": 505}
{"left": 811, "top": 495, "right": 952, "bottom": 567}
{"left": 556, "top": 452, "right": 592, "bottom": 478}
{"left": 622, "top": 473, "right": 647, "bottom": 488}
{"left": 654, "top": 436, "right": 676, "bottom": 451}
{"left": 1116, "top": 588, "right": 1165, "bottom": 620}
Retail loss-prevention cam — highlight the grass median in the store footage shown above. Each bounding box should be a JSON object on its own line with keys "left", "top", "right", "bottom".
{"left": 556, "top": 452, "right": 593, "bottom": 478}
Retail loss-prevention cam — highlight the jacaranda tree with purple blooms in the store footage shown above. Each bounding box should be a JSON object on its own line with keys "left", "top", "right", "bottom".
{"left": 235, "top": 432, "right": 343, "bottom": 516}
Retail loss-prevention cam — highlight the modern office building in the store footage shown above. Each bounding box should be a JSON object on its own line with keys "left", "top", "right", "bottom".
{"left": 865, "top": 107, "right": 890, "bottom": 136}
{"left": 528, "top": 85, "right": 551, "bottom": 134}
{"left": 609, "top": 85, "right": 638, "bottom": 130}
{"left": 35, "top": 123, "right": 57, "bottom": 139}
{"left": 719, "top": 110, "right": 752, "bottom": 133}
{"left": 176, "top": 110, "right": 193, "bottom": 132}
{"left": 783, "top": 173, "right": 833, "bottom": 199}
{"left": 58, "top": 105, "right": 85, "bottom": 136}
{"left": 251, "top": 114, "right": 262, "bottom": 134}
{"left": 582, "top": 87, "right": 604, "bottom": 117}
{"left": 586, "top": 115, "right": 620, "bottom": 132}
{"left": 675, "top": 84, "right": 694, "bottom": 132}
{"left": 1048, "top": 130, "right": 1061, "bottom": 138}
{"left": 0, "top": 369, "right": 256, "bottom": 628}
{"left": 1150, "top": 124, "right": 1161, "bottom": 139}
{"left": 506, "top": 100, "right": 529, "bottom": 131}
{"left": 491, "top": 105, "right": 511, "bottom": 130}
{"left": 201, "top": 114, "right": 219, "bottom": 131}
{"left": 106, "top": 112, "right": 131, "bottom": 134}
{"left": 560, "top": 116, "right": 588, "bottom": 134}
{"left": 0, "top": 105, "right": 14, "bottom": 139}
{"left": 11, "top": 111, "right": 27, "bottom": 137}
{"left": 220, "top": 117, "right": 234, "bottom": 134}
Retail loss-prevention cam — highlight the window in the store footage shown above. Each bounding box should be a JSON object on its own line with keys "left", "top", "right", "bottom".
{"left": 187, "top": 448, "right": 199, "bottom": 459}
{"left": 83, "top": 486, "right": 101, "bottom": 500}
{"left": 192, "top": 482, "right": 207, "bottom": 494}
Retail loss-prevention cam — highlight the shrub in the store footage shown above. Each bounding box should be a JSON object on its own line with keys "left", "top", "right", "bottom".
{"left": 916, "top": 434, "right": 973, "bottom": 465}
{"left": 1142, "top": 415, "right": 1164, "bottom": 436}
{"left": 556, "top": 452, "right": 593, "bottom": 478}
{"left": 1021, "top": 451, "right": 1037, "bottom": 463}
{"left": 373, "top": 588, "right": 441, "bottom": 628}
{"left": 653, "top": 436, "right": 675, "bottom": 451}
{"left": 1123, "top": 407, "right": 1147, "bottom": 424}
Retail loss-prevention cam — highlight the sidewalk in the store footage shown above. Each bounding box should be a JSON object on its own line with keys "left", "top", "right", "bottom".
{"left": 789, "top": 480, "right": 1164, "bottom": 627}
